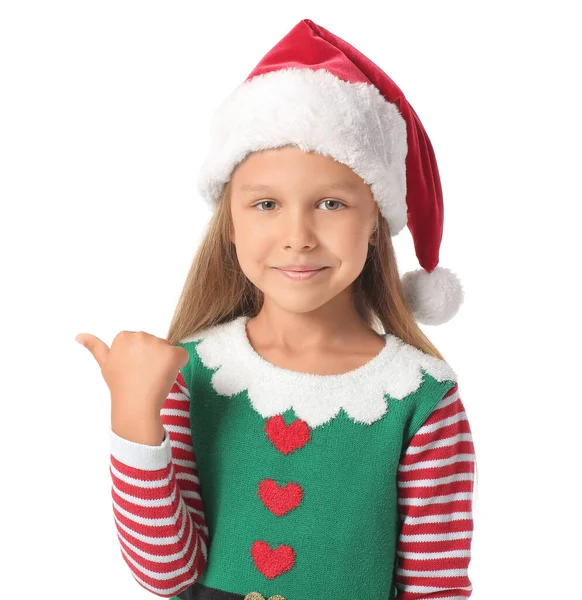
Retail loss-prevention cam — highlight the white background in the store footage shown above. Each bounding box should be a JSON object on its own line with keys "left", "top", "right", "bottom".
{"left": 2, "top": 1, "right": 581, "bottom": 598}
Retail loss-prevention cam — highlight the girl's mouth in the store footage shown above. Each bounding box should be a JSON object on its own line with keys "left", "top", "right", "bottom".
{"left": 275, "top": 267, "right": 329, "bottom": 280}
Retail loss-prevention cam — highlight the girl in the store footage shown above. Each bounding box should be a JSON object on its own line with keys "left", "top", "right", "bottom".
{"left": 77, "top": 18, "right": 476, "bottom": 600}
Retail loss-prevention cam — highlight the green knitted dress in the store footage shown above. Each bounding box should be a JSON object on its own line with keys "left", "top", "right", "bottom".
{"left": 166, "top": 315, "right": 457, "bottom": 600}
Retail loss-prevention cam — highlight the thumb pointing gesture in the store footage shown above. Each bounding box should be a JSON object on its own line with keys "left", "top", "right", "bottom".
{"left": 75, "top": 329, "right": 190, "bottom": 425}
{"left": 75, "top": 333, "right": 110, "bottom": 370}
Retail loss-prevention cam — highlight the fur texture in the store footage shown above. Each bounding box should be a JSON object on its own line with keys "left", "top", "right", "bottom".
{"left": 180, "top": 315, "right": 457, "bottom": 429}
{"left": 401, "top": 266, "right": 464, "bottom": 326}
{"left": 197, "top": 67, "right": 409, "bottom": 236}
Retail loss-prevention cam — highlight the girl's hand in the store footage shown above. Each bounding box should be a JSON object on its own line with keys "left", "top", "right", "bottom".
{"left": 75, "top": 330, "right": 189, "bottom": 429}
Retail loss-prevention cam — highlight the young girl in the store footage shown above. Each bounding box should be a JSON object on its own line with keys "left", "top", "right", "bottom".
{"left": 77, "top": 18, "right": 476, "bottom": 600}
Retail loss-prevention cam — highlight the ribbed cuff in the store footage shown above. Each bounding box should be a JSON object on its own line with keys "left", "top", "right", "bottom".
{"left": 110, "top": 426, "right": 172, "bottom": 470}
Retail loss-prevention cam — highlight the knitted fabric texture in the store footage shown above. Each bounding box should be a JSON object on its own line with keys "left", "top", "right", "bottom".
{"left": 109, "top": 317, "right": 475, "bottom": 599}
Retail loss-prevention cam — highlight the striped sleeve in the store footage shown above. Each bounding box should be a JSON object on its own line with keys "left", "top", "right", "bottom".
{"left": 109, "top": 370, "right": 209, "bottom": 598}
{"left": 394, "top": 383, "right": 475, "bottom": 600}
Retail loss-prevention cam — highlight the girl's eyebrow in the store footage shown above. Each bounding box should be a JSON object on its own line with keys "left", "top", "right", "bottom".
{"left": 239, "top": 181, "right": 360, "bottom": 194}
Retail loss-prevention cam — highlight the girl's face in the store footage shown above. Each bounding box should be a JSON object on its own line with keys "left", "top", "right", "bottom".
{"left": 229, "top": 145, "right": 379, "bottom": 314}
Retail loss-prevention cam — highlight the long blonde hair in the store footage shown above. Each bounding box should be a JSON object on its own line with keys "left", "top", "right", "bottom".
{"left": 166, "top": 177, "right": 445, "bottom": 361}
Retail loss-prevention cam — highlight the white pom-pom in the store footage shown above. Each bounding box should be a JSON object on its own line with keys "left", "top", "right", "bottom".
{"left": 401, "top": 266, "right": 464, "bottom": 325}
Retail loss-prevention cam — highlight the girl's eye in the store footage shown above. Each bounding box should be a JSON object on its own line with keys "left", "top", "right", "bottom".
{"left": 319, "top": 199, "right": 345, "bottom": 211}
{"left": 253, "top": 199, "right": 345, "bottom": 211}
{"left": 253, "top": 200, "right": 277, "bottom": 211}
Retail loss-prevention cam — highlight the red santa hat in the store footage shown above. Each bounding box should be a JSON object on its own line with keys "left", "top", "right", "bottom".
{"left": 197, "top": 19, "right": 464, "bottom": 326}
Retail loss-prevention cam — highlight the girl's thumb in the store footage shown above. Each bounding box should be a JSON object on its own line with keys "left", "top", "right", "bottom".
{"left": 75, "top": 333, "right": 109, "bottom": 368}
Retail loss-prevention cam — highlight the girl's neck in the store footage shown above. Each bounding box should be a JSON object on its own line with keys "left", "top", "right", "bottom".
{"left": 245, "top": 312, "right": 386, "bottom": 377}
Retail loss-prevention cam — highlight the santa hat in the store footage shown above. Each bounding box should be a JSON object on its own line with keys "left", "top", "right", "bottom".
{"left": 197, "top": 19, "right": 464, "bottom": 326}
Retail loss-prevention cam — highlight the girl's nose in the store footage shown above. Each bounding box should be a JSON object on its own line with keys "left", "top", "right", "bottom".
{"left": 279, "top": 215, "right": 317, "bottom": 246}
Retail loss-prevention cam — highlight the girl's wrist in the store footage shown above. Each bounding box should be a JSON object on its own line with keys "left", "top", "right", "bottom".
{"left": 111, "top": 414, "right": 165, "bottom": 446}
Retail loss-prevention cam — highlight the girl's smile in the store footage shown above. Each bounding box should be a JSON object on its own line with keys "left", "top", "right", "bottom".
{"left": 273, "top": 266, "right": 330, "bottom": 280}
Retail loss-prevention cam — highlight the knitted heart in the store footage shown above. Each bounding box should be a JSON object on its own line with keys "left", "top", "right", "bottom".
{"left": 264, "top": 415, "right": 310, "bottom": 455}
{"left": 251, "top": 540, "right": 295, "bottom": 579}
{"left": 258, "top": 479, "right": 303, "bottom": 516}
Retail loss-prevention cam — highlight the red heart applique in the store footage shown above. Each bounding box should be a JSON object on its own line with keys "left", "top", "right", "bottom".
{"left": 264, "top": 415, "right": 310, "bottom": 455}
{"left": 258, "top": 479, "right": 303, "bottom": 516}
{"left": 251, "top": 540, "right": 295, "bottom": 579}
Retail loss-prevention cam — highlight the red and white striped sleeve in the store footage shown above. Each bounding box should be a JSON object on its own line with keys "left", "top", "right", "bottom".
{"left": 109, "top": 370, "right": 209, "bottom": 598}
{"left": 394, "top": 383, "right": 475, "bottom": 600}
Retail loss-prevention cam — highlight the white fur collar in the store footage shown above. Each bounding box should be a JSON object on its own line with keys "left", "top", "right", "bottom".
{"left": 180, "top": 316, "right": 457, "bottom": 429}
